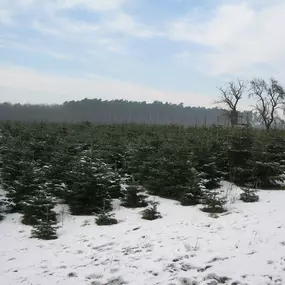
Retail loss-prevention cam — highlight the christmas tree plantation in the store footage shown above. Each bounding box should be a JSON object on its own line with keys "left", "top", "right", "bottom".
{"left": 1, "top": 121, "right": 285, "bottom": 238}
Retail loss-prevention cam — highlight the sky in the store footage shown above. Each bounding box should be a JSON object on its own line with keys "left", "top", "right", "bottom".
{"left": 1, "top": 0, "right": 285, "bottom": 109}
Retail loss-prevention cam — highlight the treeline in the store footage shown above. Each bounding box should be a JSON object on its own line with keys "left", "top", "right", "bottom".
{"left": 0, "top": 99, "right": 251, "bottom": 126}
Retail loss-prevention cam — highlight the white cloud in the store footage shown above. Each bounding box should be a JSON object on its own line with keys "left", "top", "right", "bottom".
{"left": 53, "top": 0, "right": 130, "bottom": 12}
{"left": 0, "top": 9, "right": 14, "bottom": 25}
{"left": 107, "top": 12, "right": 162, "bottom": 38}
{"left": 168, "top": 1, "right": 285, "bottom": 76}
{"left": 0, "top": 66, "right": 210, "bottom": 107}
{"left": 46, "top": 51, "right": 71, "bottom": 60}
{"left": 0, "top": 0, "right": 158, "bottom": 63}
{"left": 1, "top": 0, "right": 155, "bottom": 39}
{"left": 95, "top": 38, "right": 126, "bottom": 54}
{"left": 1, "top": 0, "right": 129, "bottom": 12}
{"left": 0, "top": 38, "right": 72, "bottom": 61}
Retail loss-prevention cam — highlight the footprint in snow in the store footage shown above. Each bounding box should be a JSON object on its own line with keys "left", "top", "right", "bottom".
{"left": 110, "top": 268, "right": 120, "bottom": 274}
{"left": 86, "top": 273, "right": 103, "bottom": 280}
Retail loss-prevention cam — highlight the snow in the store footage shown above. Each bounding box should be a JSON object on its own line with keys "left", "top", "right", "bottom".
{"left": 1, "top": 184, "right": 285, "bottom": 285}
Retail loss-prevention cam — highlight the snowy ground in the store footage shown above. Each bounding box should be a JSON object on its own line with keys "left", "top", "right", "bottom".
{"left": 1, "top": 183, "right": 285, "bottom": 285}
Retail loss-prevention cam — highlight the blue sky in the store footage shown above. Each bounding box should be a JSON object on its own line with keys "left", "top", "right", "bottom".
{"left": 1, "top": 0, "right": 285, "bottom": 108}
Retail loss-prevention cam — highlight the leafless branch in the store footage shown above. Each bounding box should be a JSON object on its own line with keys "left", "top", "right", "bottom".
{"left": 249, "top": 77, "right": 285, "bottom": 130}
{"left": 215, "top": 79, "right": 247, "bottom": 126}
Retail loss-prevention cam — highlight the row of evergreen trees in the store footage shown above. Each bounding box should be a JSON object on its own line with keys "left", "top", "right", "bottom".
{"left": 0, "top": 122, "right": 283, "bottom": 239}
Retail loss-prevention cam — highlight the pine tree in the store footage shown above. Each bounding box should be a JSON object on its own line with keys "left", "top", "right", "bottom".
{"left": 31, "top": 220, "right": 58, "bottom": 240}
{"left": 201, "top": 189, "right": 227, "bottom": 213}
{"left": 0, "top": 194, "right": 11, "bottom": 221}
{"left": 250, "top": 132, "right": 285, "bottom": 188}
{"left": 44, "top": 140, "right": 80, "bottom": 199}
{"left": 101, "top": 162, "right": 122, "bottom": 199}
{"left": 95, "top": 210, "right": 118, "bottom": 226}
{"left": 180, "top": 168, "right": 205, "bottom": 206}
{"left": 144, "top": 145, "right": 205, "bottom": 204}
{"left": 67, "top": 154, "right": 112, "bottom": 215}
{"left": 194, "top": 141, "right": 222, "bottom": 189}
{"left": 141, "top": 201, "right": 162, "bottom": 220}
{"left": 240, "top": 183, "right": 259, "bottom": 203}
{"left": 21, "top": 186, "right": 57, "bottom": 226}
{"left": 5, "top": 161, "right": 42, "bottom": 213}
{"left": 121, "top": 183, "right": 148, "bottom": 208}
{"left": 0, "top": 198, "right": 5, "bottom": 221}
{"left": 227, "top": 129, "right": 254, "bottom": 186}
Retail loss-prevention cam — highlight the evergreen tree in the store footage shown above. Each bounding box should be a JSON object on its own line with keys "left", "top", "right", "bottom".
{"left": 6, "top": 161, "right": 42, "bottom": 212}
{"left": 101, "top": 162, "right": 122, "bottom": 199}
{"left": 0, "top": 198, "right": 5, "bottom": 221}
{"left": 240, "top": 183, "right": 259, "bottom": 203}
{"left": 227, "top": 129, "right": 254, "bottom": 186}
{"left": 121, "top": 183, "right": 148, "bottom": 208}
{"left": 250, "top": 132, "right": 285, "bottom": 188}
{"left": 194, "top": 144, "right": 222, "bottom": 189}
{"left": 95, "top": 210, "right": 118, "bottom": 226}
{"left": 201, "top": 189, "right": 227, "bottom": 213}
{"left": 180, "top": 168, "right": 205, "bottom": 206}
{"left": 21, "top": 186, "right": 57, "bottom": 226}
{"left": 144, "top": 145, "right": 206, "bottom": 205}
{"left": 44, "top": 140, "right": 81, "bottom": 199}
{"left": 66, "top": 154, "right": 112, "bottom": 215}
{"left": 141, "top": 201, "right": 162, "bottom": 220}
{"left": 0, "top": 194, "right": 11, "bottom": 221}
{"left": 31, "top": 220, "right": 58, "bottom": 240}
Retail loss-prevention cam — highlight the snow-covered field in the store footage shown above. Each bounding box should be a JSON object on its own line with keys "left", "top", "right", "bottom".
{"left": 1, "top": 183, "right": 285, "bottom": 285}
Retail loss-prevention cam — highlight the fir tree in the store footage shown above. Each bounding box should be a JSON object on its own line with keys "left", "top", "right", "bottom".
{"left": 194, "top": 142, "right": 222, "bottom": 189}
{"left": 201, "top": 189, "right": 227, "bottom": 213}
{"left": 180, "top": 168, "right": 205, "bottom": 206}
{"left": 0, "top": 194, "right": 11, "bottom": 221}
{"left": 141, "top": 201, "right": 162, "bottom": 220}
{"left": 101, "top": 162, "right": 122, "bottom": 199}
{"left": 144, "top": 146, "right": 204, "bottom": 204}
{"left": 121, "top": 183, "right": 148, "bottom": 208}
{"left": 95, "top": 211, "right": 118, "bottom": 226}
{"left": 227, "top": 129, "right": 254, "bottom": 186}
{"left": 240, "top": 183, "right": 259, "bottom": 203}
{"left": 0, "top": 199, "right": 5, "bottom": 221}
{"left": 67, "top": 155, "right": 112, "bottom": 215}
{"left": 44, "top": 141, "right": 80, "bottom": 199}
{"left": 21, "top": 186, "right": 57, "bottom": 226}
{"left": 31, "top": 220, "right": 58, "bottom": 240}
{"left": 6, "top": 161, "right": 42, "bottom": 212}
{"left": 250, "top": 132, "right": 285, "bottom": 188}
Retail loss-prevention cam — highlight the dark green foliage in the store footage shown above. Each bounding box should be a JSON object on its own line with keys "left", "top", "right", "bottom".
{"left": 1, "top": 121, "right": 285, "bottom": 229}
{"left": 142, "top": 145, "right": 206, "bottom": 204}
{"left": 95, "top": 211, "right": 118, "bottom": 226}
{"left": 7, "top": 163, "right": 44, "bottom": 213}
{"left": 66, "top": 155, "right": 113, "bottom": 215}
{"left": 180, "top": 168, "right": 206, "bottom": 206}
{"left": 0, "top": 198, "right": 4, "bottom": 222}
{"left": 121, "top": 184, "right": 148, "bottom": 208}
{"left": 240, "top": 187, "right": 259, "bottom": 203}
{"left": 31, "top": 220, "right": 58, "bottom": 240}
{"left": 0, "top": 193, "right": 11, "bottom": 220}
{"left": 21, "top": 189, "right": 57, "bottom": 226}
{"left": 250, "top": 132, "right": 285, "bottom": 188}
{"left": 201, "top": 190, "right": 227, "bottom": 213}
{"left": 226, "top": 128, "right": 255, "bottom": 185}
{"left": 141, "top": 201, "right": 162, "bottom": 220}
{"left": 192, "top": 136, "right": 222, "bottom": 189}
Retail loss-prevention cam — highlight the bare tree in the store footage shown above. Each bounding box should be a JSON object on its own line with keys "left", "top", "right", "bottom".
{"left": 249, "top": 78, "right": 285, "bottom": 131}
{"left": 216, "top": 79, "right": 246, "bottom": 126}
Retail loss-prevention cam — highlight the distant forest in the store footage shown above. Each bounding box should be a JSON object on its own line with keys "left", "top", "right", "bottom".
{"left": 0, "top": 98, "right": 252, "bottom": 126}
